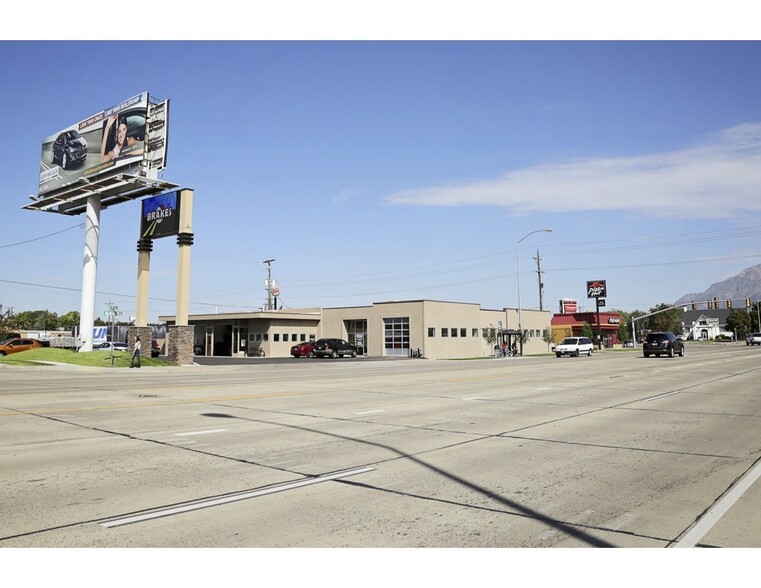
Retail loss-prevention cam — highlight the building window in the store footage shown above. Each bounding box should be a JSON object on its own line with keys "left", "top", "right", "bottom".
{"left": 460, "top": 328, "right": 467, "bottom": 338}
{"left": 442, "top": 328, "right": 448, "bottom": 337}
{"left": 428, "top": 327, "right": 435, "bottom": 337}
{"left": 451, "top": 328, "right": 458, "bottom": 337}
{"left": 273, "top": 334, "right": 280, "bottom": 342}
{"left": 384, "top": 317, "right": 410, "bottom": 356}
{"left": 263, "top": 334, "right": 268, "bottom": 341}
{"left": 472, "top": 328, "right": 478, "bottom": 337}
{"left": 283, "top": 334, "right": 289, "bottom": 342}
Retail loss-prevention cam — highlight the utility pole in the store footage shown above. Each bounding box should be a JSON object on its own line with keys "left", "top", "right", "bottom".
{"left": 534, "top": 249, "right": 545, "bottom": 311}
{"left": 263, "top": 259, "right": 275, "bottom": 311}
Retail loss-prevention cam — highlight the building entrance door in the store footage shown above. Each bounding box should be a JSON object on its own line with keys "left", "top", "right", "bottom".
{"left": 232, "top": 325, "right": 248, "bottom": 357}
{"left": 346, "top": 320, "right": 367, "bottom": 355}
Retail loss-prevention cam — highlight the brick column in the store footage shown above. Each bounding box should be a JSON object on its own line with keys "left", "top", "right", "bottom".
{"left": 168, "top": 324, "right": 195, "bottom": 366}
{"left": 127, "top": 327, "right": 153, "bottom": 361}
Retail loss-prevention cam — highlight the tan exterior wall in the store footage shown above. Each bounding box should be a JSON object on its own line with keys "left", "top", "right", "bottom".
{"left": 166, "top": 302, "right": 551, "bottom": 359}
{"left": 322, "top": 300, "right": 552, "bottom": 359}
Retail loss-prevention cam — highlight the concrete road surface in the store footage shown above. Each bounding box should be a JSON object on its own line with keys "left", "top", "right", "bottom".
{"left": 2, "top": 344, "right": 761, "bottom": 550}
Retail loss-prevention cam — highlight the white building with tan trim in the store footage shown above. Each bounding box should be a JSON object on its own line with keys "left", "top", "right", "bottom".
{"left": 160, "top": 299, "right": 551, "bottom": 359}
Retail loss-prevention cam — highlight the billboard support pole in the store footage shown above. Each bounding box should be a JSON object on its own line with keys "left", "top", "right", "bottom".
{"left": 78, "top": 195, "right": 101, "bottom": 352}
{"left": 135, "top": 238, "right": 153, "bottom": 326}
{"left": 167, "top": 189, "right": 194, "bottom": 366}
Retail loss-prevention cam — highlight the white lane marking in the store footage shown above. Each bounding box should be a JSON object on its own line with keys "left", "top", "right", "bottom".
{"left": 99, "top": 466, "right": 375, "bottom": 528}
{"left": 644, "top": 391, "right": 679, "bottom": 402}
{"left": 174, "top": 429, "right": 228, "bottom": 437}
{"left": 675, "top": 460, "right": 761, "bottom": 548}
{"left": 464, "top": 397, "right": 487, "bottom": 401}
{"left": 354, "top": 410, "right": 385, "bottom": 415}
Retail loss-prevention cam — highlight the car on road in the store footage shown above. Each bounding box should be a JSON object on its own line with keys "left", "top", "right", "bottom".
{"left": 313, "top": 338, "right": 358, "bottom": 358}
{"left": 746, "top": 333, "right": 761, "bottom": 346}
{"left": 623, "top": 339, "right": 634, "bottom": 348}
{"left": 51, "top": 130, "right": 88, "bottom": 169}
{"left": 290, "top": 339, "right": 320, "bottom": 358}
{"left": 643, "top": 332, "right": 684, "bottom": 358}
{"left": 0, "top": 338, "right": 47, "bottom": 356}
{"left": 554, "top": 336, "right": 594, "bottom": 357}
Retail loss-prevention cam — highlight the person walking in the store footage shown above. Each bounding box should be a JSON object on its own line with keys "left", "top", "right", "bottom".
{"left": 130, "top": 336, "right": 141, "bottom": 368}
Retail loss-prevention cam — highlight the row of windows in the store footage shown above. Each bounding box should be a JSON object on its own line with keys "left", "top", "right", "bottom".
{"left": 248, "top": 333, "right": 316, "bottom": 343}
{"left": 427, "top": 328, "right": 544, "bottom": 338}
{"left": 428, "top": 327, "right": 478, "bottom": 338}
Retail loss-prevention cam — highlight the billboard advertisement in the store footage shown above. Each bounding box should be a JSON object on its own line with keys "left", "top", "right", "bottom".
{"left": 141, "top": 191, "right": 180, "bottom": 239}
{"left": 559, "top": 298, "right": 578, "bottom": 313}
{"left": 38, "top": 92, "right": 163, "bottom": 197}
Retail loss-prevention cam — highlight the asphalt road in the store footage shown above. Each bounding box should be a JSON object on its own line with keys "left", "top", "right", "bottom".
{"left": 2, "top": 344, "right": 761, "bottom": 549}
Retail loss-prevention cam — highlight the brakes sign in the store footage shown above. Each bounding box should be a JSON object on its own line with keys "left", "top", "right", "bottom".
{"left": 586, "top": 280, "right": 607, "bottom": 298}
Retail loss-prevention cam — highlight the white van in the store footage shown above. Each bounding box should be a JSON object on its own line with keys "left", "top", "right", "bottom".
{"left": 554, "top": 337, "right": 594, "bottom": 357}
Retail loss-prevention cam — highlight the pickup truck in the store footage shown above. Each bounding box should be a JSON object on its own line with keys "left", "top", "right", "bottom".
{"left": 746, "top": 333, "right": 761, "bottom": 346}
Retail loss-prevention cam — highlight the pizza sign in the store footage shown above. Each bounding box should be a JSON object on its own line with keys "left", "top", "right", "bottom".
{"left": 586, "top": 280, "right": 607, "bottom": 298}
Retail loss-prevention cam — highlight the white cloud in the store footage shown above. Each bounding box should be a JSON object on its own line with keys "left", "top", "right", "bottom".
{"left": 384, "top": 123, "right": 761, "bottom": 219}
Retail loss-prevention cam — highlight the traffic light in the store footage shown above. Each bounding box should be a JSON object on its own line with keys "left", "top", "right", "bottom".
{"left": 708, "top": 300, "right": 713, "bottom": 309}
{"left": 691, "top": 301, "right": 696, "bottom": 310}
{"left": 727, "top": 299, "right": 732, "bottom": 309}
{"left": 747, "top": 298, "right": 752, "bottom": 308}
{"left": 714, "top": 297, "right": 719, "bottom": 309}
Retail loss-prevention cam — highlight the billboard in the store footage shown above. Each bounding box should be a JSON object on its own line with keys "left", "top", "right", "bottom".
{"left": 559, "top": 298, "right": 578, "bottom": 314}
{"left": 141, "top": 191, "right": 180, "bottom": 239}
{"left": 38, "top": 92, "right": 167, "bottom": 197}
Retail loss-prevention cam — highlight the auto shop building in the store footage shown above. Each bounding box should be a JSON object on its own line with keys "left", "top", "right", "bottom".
{"left": 160, "top": 299, "right": 551, "bottom": 359}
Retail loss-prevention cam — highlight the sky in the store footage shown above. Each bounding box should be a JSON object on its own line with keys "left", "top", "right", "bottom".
{"left": 3, "top": 7, "right": 761, "bottom": 326}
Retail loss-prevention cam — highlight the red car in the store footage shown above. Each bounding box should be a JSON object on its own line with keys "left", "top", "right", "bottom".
{"left": 290, "top": 339, "right": 320, "bottom": 358}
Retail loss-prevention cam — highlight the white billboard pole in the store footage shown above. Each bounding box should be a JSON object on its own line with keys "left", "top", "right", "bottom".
{"left": 78, "top": 194, "right": 100, "bottom": 352}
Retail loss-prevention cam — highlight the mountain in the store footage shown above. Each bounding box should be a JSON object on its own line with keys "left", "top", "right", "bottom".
{"left": 675, "top": 263, "right": 761, "bottom": 308}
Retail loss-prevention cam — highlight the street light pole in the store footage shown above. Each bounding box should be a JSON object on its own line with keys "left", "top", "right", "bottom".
{"left": 517, "top": 228, "right": 552, "bottom": 356}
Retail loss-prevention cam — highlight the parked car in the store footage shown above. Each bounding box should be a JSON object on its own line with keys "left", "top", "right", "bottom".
{"left": 151, "top": 339, "right": 161, "bottom": 357}
{"left": 96, "top": 341, "right": 129, "bottom": 352}
{"left": 0, "top": 338, "right": 46, "bottom": 356}
{"left": 51, "top": 130, "right": 87, "bottom": 169}
{"left": 291, "top": 339, "right": 320, "bottom": 358}
{"left": 643, "top": 332, "right": 684, "bottom": 358}
{"left": 313, "top": 338, "right": 358, "bottom": 358}
{"left": 554, "top": 337, "right": 594, "bottom": 358}
{"left": 746, "top": 333, "right": 761, "bottom": 346}
{"left": 623, "top": 340, "right": 634, "bottom": 348}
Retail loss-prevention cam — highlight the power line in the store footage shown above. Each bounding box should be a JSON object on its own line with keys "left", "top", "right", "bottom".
{"left": 0, "top": 224, "right": 84, "bottom": 249}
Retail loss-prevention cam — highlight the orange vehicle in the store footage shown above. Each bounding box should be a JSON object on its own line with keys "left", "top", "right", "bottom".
{"left": 0, "top": 338, "right": 46, "bottom": 356}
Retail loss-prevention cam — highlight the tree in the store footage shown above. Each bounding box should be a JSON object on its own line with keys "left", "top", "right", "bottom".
{"left": 12, "top": 310, "right": 59, "bottom": 331}
{"left": 581, "top": 321, "right": 594, "bottom": 339}
{"left": 542, "top": 328, "right": 560, "bottom": 351}
{"left": 725, "top": 309, "right": 752, "bottom": 339}
{"left": 59, "top": 311, "right": 80, "bottom": 329}
{"left": 644, "top": 303, "right": 683, "bottom": 335}
{"left": 612, "top": 309, "right": 632, "bottom": 342}
{"left": 483, "top": 325, "right": 496, "bottom": 347}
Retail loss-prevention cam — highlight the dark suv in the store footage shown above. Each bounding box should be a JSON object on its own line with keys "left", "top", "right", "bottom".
{"left": 643, "top": 332, "right": 684, "bottom": 358}
{"left": 313, "top": 338, "right": 358, "bottom": 358}
{"left": 52, "top": 130, "right": 88, "bottom": 169}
